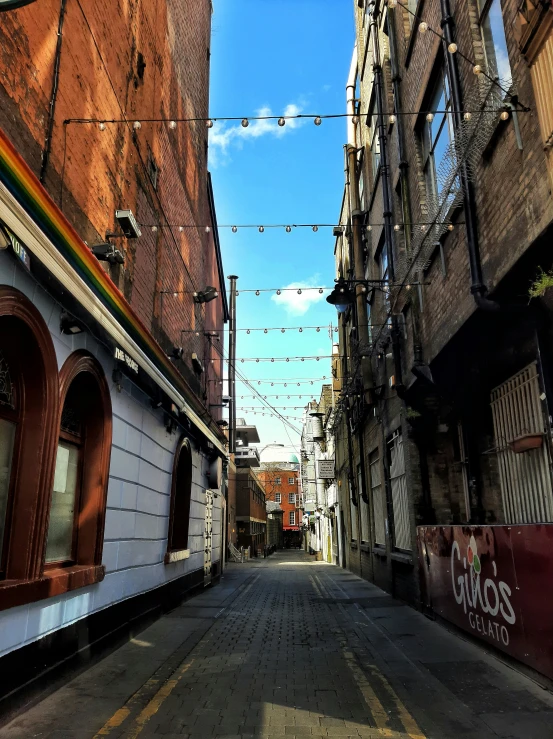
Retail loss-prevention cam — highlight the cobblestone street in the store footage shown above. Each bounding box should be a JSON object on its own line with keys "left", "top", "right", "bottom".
{"left": 2, "top": 551, "right": 553, "bottom": 739}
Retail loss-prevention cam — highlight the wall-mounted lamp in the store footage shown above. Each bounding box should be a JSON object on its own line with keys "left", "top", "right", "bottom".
{"left": 115, "top": 209, "right": 141, "bottom": 238}
{"left": 326, "top": 278, "right": 355, "bottom": 314}
{"left": 60, "top": 312, "right": 84, "bottom": 335}
{"left": 193, "top": 286, "right": 219, "bottom": 304}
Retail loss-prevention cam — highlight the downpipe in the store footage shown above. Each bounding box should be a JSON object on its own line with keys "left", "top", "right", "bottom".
{"left": 440, "top": 0, "right": 499, "bottom": 312}
{"left": 40, "top": 0, "right": 67, "bottom": 184}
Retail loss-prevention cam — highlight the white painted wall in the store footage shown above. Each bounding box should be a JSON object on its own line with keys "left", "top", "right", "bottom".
{"left": 0, "top": 252, "right": 216, "bottom": 658}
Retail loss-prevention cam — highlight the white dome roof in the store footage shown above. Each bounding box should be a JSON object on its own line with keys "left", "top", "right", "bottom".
{"left": 258, "top": 444, "right": 300, "bottom": 467}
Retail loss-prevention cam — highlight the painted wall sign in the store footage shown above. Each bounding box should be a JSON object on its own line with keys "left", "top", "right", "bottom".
{"left": 418, "top": 525, "right": 553, "bottom": 682}
{"left": 114, "top": 347, "right": 138, "bottom": 374}
{"left": 317, "top": 459, "right": 335, "bottom": 479}
{"left": 5, "top": 228, "right": 31, "bottom": 270}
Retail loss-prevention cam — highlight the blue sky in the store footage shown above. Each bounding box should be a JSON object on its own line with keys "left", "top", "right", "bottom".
{"left": 209, "top": 0, "right": 354, "bottom": 451}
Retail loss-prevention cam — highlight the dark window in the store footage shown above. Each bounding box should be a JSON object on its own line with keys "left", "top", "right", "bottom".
{"left": 420, "top": 65, "right": 455, "bottom": 208}
{"left": 167, "top": 437, "right": 193, "bottom": 554}
{"left": 0, "top": 350, "right": 18, "bottom": 577}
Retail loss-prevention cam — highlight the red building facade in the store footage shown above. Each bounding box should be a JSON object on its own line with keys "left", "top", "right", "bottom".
{"left": 258, "top": 466, "right": 302, "bottom": 547}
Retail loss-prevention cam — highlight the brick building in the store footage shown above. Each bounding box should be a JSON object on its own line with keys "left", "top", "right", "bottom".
{"left": 258, "top": 447, "right": 302, "bottom": 548}
{"left": 329, "top": 0, "right": 553, "bottom": 681}
{"left": 235, "top": 468, "right": 267, "bottom": 555}
{"left": 0, "top": 0, "right": 228, "bottom": 702}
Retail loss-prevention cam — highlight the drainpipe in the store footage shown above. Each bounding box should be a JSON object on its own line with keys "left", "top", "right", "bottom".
{"left": 440, "top": 0, "right": 499, "bottom": 312}
{"left": 346, "top": 44, "right": 374, "bottom": 398}
{"left": 40, "top": 0, "right": 67, "bottom": 184}
{"left": 387, "top": 6, "right": 424, "bottom": 366}
{"left": 368, "top": 4, "right": 404, "bottom": 390}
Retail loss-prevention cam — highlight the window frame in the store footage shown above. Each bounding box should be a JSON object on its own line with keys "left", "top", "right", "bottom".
{"left": 288, "top": 477, "right": 295, "bottom": 485}
{"left": 166, "top": 435, "right": 194, "bottom": 563}
{"left": 289, "top": 511, "right": 296, "bottom": 526}
{"left": 366, "top": 92, "right": 381, "bottom": 180}
{"left": 477, "top": 0, "right": 512, "bottom": 85}
{"left": 275, "top": 492, "right": 281, "bottom": 504}
{"left": 288, "top": 493, "right": 296, "bottom": 505}
{"left": 275, "top": 476, "right": 281, "bottom": 485}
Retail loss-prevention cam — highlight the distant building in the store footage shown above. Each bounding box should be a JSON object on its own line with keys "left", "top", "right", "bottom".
{"left": 257, "top": 445, "right": 302, "bottom": 548}
{"left": 235, "top": 468, "right": 267, "bottom": 555}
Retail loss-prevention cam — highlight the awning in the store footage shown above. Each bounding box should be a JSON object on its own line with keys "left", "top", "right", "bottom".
{"left": 0, "top": 129, "right": 226, "bottom": 457}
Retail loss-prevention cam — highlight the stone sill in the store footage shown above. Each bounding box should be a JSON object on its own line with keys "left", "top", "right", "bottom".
{"left": 391, "top": 551, "right": 414, "bottom": 566}
{"left": 0, "top": 564, "right": 105, "bottom": 611}
{"left": 164, "top": 549, "right": 190, "bottom": 564}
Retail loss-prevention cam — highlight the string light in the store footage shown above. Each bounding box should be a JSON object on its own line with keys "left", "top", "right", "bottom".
{"left": 258, "top": 226, "right": 264, "bottom": 233}
{"left": 133, "top": 121, "right": 141, "bottom": 130}
{"left": 285, "top": 226, "right": 292, "bottom": 233}
{"left": 314, "top": 117, "right": 322, "bottom": 126}
{"left": 99, "top": 122, "right": 106, "bottom": 131}
{"left": 448, "top": 43, "right": 458, "bottom": 53}
{"left": 241, "top": 119, "right": 249, "bottom": 128}
{"left": 419, "top": 21, "right": 428, "bottom": 33}
{"left": 206, "top": 119, "right": 214, "bottom": 128}
{"left": 464, "top": 112, "right": 472, "bottom": 121}
{"left": 473, "top": 65, "right": 482, "bottom": 75}
{"left": 389, "top": 115, "right": 397, "bottom": 124}
{"left": 169, "top": 121, "right": 177, "bottom": 130}
{"left": 500, "top": 110, "right": 510, "bottom": 121}
{"left": 278, "top": 117, "right": 286, "bottom": 127}
{"left": 426, "top": 113, "right": 434, "bottom": 123}
{"left": 232, "top": 226, "right": 238, "bottom": 233}
{"left": 140, "top": 220, "right": 462, "bottom": 231}
{"left": 312, "top": 225, "right": 318, "bottom": 232}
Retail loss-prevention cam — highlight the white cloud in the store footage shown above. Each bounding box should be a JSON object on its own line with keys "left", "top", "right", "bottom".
{"left": 209, "top": 104, "right": 305, "bottom": 167}
{"left": 271, "top": 276, "right": 328, "bottom": 316}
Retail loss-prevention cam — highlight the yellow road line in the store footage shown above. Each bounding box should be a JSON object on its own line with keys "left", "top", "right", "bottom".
{"left": 124, "top": 659, "right": 194, "bottom": 739}
{"left": 93, "top": 571, "right": 261, "bottom": 737}
{"left": 312, "top": 573, "right": 426, "bottom": 739}
{"left": 92, "top": 678, "right": 160, "bottom": 737}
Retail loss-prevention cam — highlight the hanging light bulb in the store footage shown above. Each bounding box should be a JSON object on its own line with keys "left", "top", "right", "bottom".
{"left": 255, "top": 290, "right": 260, "bottom": 296}
{"left": 278, "top": 117, "right": 286, "bottom": 127}
{"left": 420, "top": 224, "right": 426, "bottom": 232}
{"left": 133, "top": 121, "right": 142, "bottom": 130}
{"left": 312, "top": 225, "right": 319, "bottom": 232}
{"left": 367, "top": 224, "right": 372, "bottom": 232}
{"left": 241, "top": 119, "right": 249, "bottom": 127}
{"left": 448, "top": 224, "right": 454, "bottom": 231}
{"left": 151, "top": 226, "right": 158, "bottom": 232}
{"left": 299, "top": 327, "right": 303, "bottom": 332}
{"left": 406, "top": 284, "right": 412, "bottom": 290}
{"left": 297, "top": 289, "right": 302, "bottom": 295}
{"left": 314, "top": 116, "right": 322, "bottom": 126}
{"left": 232, "top": 226, "right": 238, "bottom": 233}
{"left": 179, "top": 226, "right": 184, "bottom": 232}
{"left": 464, "top": 111, "right": 472, "bottom": 121}
{"left": 419, "top": 21, "right": 428, "bottom": 33}
{"left": 236, "top": 291, "right": 239, "bottom": 296}
{"left": 206, "top": 119, "right": 214, "bottom": 128}
{"left": 276, "top": 289, "right": 281, "bottom": 295}
{"left": 500, "top": 110, "right": 510, "bottom": 121}
{"left": 426, "top": 112, "right": 434, "bottom": 123}
{"left": 394, "top": 224, "right": 401, "bottom": 231}
{"left": 264, "top": 328, "right": 268, "bottom": 333}
{"left": 352, "top": 115, "right": 359, "bottom": 125}
{"left": 473, "top": 65, "right": 482, "bottom": 75}
{"left": 389, "top": 114, "right": 397, "bottom": 124}
{"left": 281, "top": 328, "right": 285, "bottom": 332}
{"left": 448, "top": 43, "right": 458, "bottom": 53}
{"left": 169, "top": 121, "right": 177, "bottom": 130}
{"left": 285, "top": 225, "right": 292, "bottom": 233}
{"left": 205, "top": 226, "right": 211, "bottom": 233}
{"left": 99, "top": 122, "right": 106, "bottom": 131}
{"left": 259, "top": 226, "right": 265, "bottom": 233}
{"left": 319, "top": 288, "right": 323, "bottom": 294}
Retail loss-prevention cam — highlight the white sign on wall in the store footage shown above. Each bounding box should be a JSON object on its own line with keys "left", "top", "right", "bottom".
{"left": 317, "top": 459, "right": 335, "bottom": 479}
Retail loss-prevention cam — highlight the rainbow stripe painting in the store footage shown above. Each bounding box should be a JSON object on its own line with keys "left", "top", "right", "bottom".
{"left": 0, "top": 127, "right": 189, "bottom": 399}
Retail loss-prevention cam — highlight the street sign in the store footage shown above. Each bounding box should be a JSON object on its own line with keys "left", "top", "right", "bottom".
{"left": 317, "top": 459, "right": 335, "bottom": 479}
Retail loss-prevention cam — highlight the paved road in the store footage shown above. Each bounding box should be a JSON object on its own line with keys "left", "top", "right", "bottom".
{"left": 1, "top": 550, "right": 553, "bottom": 738}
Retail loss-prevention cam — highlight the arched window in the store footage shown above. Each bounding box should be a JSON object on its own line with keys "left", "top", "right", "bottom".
{"left": 45, "top": 352, "right": 112, "bottom": 568}
{"left": 0, "top": 287, "right": 58, "bottom": 590}
{"left": 166, "top": 437, "right": 193, "bottom": 563}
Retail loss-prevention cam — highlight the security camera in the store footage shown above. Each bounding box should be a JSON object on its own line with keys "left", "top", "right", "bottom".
{"left": 92, "top": 243, "right": 125, "bottom": 265}
{"left": 115, "top": 209, "right": 141, "bottom": 239}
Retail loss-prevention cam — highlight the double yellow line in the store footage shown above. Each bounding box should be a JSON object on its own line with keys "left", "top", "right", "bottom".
{"left": 309, "top": 574, "right": 426, "bottom": 739}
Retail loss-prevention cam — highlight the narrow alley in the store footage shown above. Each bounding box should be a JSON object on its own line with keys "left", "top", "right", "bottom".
{"left": 2, "top": 552, "right": 552, "bottom": 739}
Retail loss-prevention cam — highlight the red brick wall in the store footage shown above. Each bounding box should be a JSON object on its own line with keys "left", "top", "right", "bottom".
{"left": 258, "top": 469, "right": 301, "bottom": 530}
{"left": 0, "top": 0, "right": 224, "bottom": 413}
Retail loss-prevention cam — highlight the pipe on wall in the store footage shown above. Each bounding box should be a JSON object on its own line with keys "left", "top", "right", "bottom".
{"left": 40, "top": 0, "right": 68, "bottom": 184}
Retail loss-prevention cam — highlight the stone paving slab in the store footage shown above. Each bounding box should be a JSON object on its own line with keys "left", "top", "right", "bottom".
{"left": 1, "top": 552, "right": 553, "bottom": 738}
